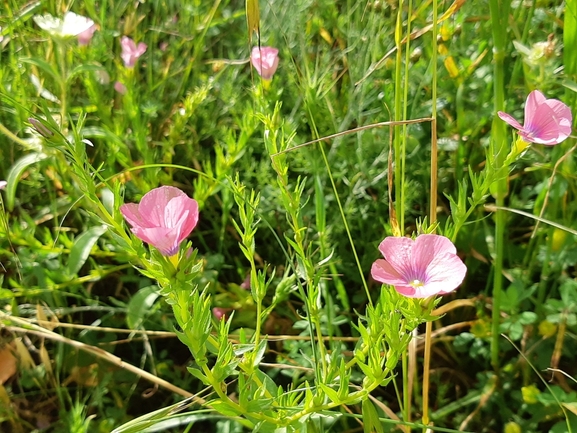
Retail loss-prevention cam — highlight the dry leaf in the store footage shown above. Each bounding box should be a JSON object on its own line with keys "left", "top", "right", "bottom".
{"left": 0, "top": 345, "right": 17, "bottom": 384}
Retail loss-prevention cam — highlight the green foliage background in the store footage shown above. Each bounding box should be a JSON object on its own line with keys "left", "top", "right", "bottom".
{"left": 0, "top": 0, "right": 576, "bottom": 432}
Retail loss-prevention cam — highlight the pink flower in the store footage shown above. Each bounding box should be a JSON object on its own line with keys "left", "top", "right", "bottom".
{"left": 250, "top": 46, "right": 279, "bottom": 80}
{"left": 371, "top": 234, "right": 467, "bottom": 298}
{"left": 120, "top": 36, "right": 147, "bottom": 68}
{"left": 0, "top": 181, "right": 6, "bottom": 190}
{"left": 212, "top": 307, "right": 232, "bottom": 321}
{"left": 77, "top": 23, "right": 96, "bottom": 45}
{"left": 498, "top": 90, "right": 572, "bottom": 145}
{"left": 114, "top": 81, "right": 127, "bottom": 95}
{"left": 240, "top": 274, "right": 251, "bottom": 290}
{"left": 120, "top": 186, "right": 199, "bottom": 256}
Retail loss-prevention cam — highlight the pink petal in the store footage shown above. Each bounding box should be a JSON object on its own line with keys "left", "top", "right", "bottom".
{"left": 423, "top": 252, "right": 467, "bottom": 295}
{"left": 497, "top": 111, "right": 523, "bottom": 131}
{"left": 132, "top": 226, "right": 180, "bottom": 256}
{"left": 77, "top": 24, "right": 96, "bottom": 45}
{"left": 114, "top": 81, "right": 127, "bottom": 95}
{"left": 251, "top": 46, "right": 279, "bottom": 80}
{"left": 371, "top": 259, "right": 408, "bottom": 286}
{"left": 164, "top": 195, "right": 198, "bottom": 230}
{"left": 136, "top": 42, "right": 147, "bottom": 56}
{"left": 393, "top": 285, "right": 419, "bottom": 298}
{"left": 377, "top": 237, "right": 415, "bottom": 280}
{"left": 411, "top": 234, "right": 457, "bottom": 272}
{"left": 121, "top": 36, "right": 135, "bottom": 51}
{"left": 120, "top": 203, "right": 152, "bottom": 228}
{"left": 544, "top": 98, "right": 572, "bottom": 140}
{"left": 138, "top": 186, "right": 186, "bottom": 226}
{"left": 523, "top": 90, "right": 546, "bottom": 130}
{"left": 523, "top": 102, "right": 570, "bottom": 145}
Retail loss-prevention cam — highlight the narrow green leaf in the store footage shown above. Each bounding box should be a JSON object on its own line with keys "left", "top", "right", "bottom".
{"left": 362, "top": 398, "right": 384, "bottom": 433}
{"left": 126, "top": 285, "right": 160, "bottom": 330}
{"left": 20, "top": 57, "right": 61, "bottom": 83}
{"left": 5, "top": 152, "right": 47, "bottom": 211}
{"left": 67, "top": 225, "right": 107, "bottom": 276}
{"left": 245, "top": 0, "right": 260, "bottom": 43}
{"left": 186, "top": 367, "right": 209, "bottom": 385}
{"left": 319, "top": 384, "right": 341, "bottom": 405}
{"left": 111, "top": 395, "right": 198, "bottom": 433}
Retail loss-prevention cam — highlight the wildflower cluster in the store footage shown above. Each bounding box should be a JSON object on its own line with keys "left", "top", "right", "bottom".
{"left": 32, "top": 11, "right": 148, "bottom": 98}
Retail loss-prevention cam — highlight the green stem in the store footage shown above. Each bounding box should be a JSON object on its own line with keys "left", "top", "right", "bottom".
{"left": 492, "top": 198, "right": 505, "bottom": 372}
{"left": 394, "top": 0, "right": 404, "bottom": 234}
{"left": 423, "top": 0, "right": 437, "bottom": 427}
{"left": 57, "top": 42, "right": 68, "bottom": 130}
{"left": 489, "top": 0, "right": 510, "bottom": 371}
{"left": 402, "top": 350, "right": 410, "bottom": 431}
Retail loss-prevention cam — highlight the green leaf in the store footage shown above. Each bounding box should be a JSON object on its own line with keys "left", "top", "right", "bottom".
{"left": 111, "top": 395, "right": 198, "bottom": 433}
{"left": 126, "top": 285, "right": 160, "bottom": 330}
{"left": 20, "top": 57, "right": 61, "bottom": 83}
{"left": 362, "top": 398, "right": 384, "bottom": 433}
{"left": 245, "top": 397, "right": 273, "bottom": 413}
{"left": 319, "top": 384, "right": 341, "bottom": 405}
{"left": 0, "top": 289, "right": 14, "bottom": 299}
{"left": 66, "top": 64, "right": 108, "bottom": 84}
{"left": 518, "top": 311, "right": 537, "bottom": 325}
{"left": 210, "top": 400, "right": 243, "bottom": 417}
{"left": 246, "top": 0, "right": 260, "bottom": 40}
{"left": 5, "top": 152, "right": 47, "bottom": 211}
{"left": 186, "top": 367, "right": 209, "bottom": 385}
{"left": 67, "top": 225, "right": 107, "bottom": 276}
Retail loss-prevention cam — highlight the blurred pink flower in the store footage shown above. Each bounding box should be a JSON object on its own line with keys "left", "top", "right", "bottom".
{"left": 0, "top": 181, "right": 6, "bottom": 190}
{"left": 120, "top": 36, "right": 147, "bottom": 68}
{"left": 212, "top": 307, "right": 232, "bottom": 321}
{"left": 114, "top": 81, "right": 127, "bottom": 94}
{"left": 250, "top": 46, "right": 279, "bottom": 80}
{"left": 371, "top": 234, "right": 467, "bottom": 298}
{"left": 77, "top": 23, "right": 97, "bottom": 45}
{"left": 498, "top": 90, "right": 572, "bottom": 145}
{"left": 120, "top": 186, "right": 199, "bottom": 256}
{"left": 240, "top": 274, "right": 251, "bottom": 290}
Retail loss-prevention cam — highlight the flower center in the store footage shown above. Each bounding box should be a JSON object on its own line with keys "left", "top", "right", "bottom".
{"left": 409, "top": 279, "right": 424, "bottom": 288}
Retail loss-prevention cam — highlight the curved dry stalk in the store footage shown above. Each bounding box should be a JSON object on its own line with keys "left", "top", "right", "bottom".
{"left": 1, "top": 314, "right": 201, "bottom": 400}
{"left": 271, "top": 118, "right": 433, "bottom": 156}
{"left": 432, "top": 299, "right": 477, "bottom": 316}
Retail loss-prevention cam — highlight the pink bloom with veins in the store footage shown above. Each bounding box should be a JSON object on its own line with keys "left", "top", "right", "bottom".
{"left": 250, "top": 46, "right": 279, "bottom": 80}
{"left": 120, "top": 36, "right": 147, "bottom": 68}
{"left": 120, "top": 186, "right": 199, "bottom": 256}
{"left": 498, "top": 90, "right": 572, "bottom": 145}
{"left": 371, "top": 234, "right": 467, "bottom": 299}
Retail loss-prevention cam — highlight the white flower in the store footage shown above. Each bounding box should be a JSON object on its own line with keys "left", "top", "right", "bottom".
{"left": 33, "top": 12, "right": 94, "bottom": 38}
